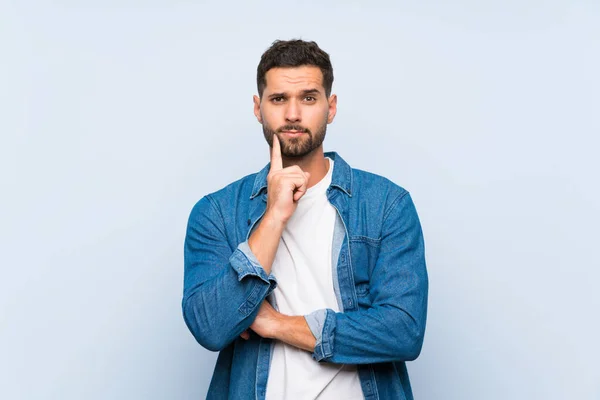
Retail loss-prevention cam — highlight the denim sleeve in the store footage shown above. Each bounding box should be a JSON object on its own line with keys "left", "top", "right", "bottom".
{"left": 182, "top": 195, "right": 277, "bottom": 351}
{"left": 304, "top": 309, "right": 327, "bottom": 345}
{"left": 311, "top": 192, "right": 429, "bottom": 364}
{"left": 232, "top": 241, "right": 278, "bottom": 286}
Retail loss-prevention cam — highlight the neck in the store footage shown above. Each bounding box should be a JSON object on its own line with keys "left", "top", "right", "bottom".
{"left": 281, "top": 146, "right": 329, "bottom": 189}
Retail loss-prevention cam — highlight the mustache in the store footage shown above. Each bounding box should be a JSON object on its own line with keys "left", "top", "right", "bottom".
{"left": 276, "top": 125, "right": 310, "bottom": 134}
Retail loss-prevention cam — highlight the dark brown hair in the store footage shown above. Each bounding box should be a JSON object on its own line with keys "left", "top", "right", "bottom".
{"left": 256, "top": 39, "right": 334, "bottom": 98}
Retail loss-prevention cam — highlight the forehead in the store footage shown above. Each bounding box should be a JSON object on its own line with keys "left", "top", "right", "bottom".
{"left": 264, "top": 66, "right": 324, "bottom": 94}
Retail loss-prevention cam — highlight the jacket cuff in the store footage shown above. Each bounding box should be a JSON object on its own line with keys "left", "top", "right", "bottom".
{"left": 230, "top": 241, "right": 278, "bottom": 286}
{"left": 305, "top": 309, "right": 327, "bottom": 344}
{"left": 311, "top": 309, "right": 336, "bottom": 362}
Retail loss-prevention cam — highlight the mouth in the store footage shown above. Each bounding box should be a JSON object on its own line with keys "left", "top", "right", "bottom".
{"left": 280, "top": 130, "right": 306, "bottom": 137}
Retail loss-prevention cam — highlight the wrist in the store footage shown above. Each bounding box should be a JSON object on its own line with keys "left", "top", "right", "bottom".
{"left": 269, "top": 312, "right": 288, "bottom": 340}
{"left": 261, "top": 211, "right": 287, "bottom": 232}
{"left": 271, "top": 315, "right": 316, "bottom": 352}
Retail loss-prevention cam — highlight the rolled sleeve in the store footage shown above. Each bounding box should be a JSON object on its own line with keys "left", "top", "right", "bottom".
{"left": 230, "top": 241, "right": 277, "bottom": 289}
{"left": 310, "top": 308, "right": 336, "bottom": 362}
{"left": 305, "top": 309, "right": 327, "bottom": 344}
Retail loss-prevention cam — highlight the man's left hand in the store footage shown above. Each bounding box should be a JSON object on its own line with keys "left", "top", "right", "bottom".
{"left": 241, "top": 300, "right": 281, "bottom": 340}
{"left": 240, "top": 301, "right": 316, "bottom": 353}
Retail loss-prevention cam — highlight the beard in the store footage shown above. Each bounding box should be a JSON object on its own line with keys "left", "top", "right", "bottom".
{"left": 262, "top": 117, "right": 328, "bottom": 158}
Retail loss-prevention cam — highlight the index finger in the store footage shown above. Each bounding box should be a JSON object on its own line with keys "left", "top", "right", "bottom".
{"left": 270, "top": 134, "right": 283, "bottom": 172}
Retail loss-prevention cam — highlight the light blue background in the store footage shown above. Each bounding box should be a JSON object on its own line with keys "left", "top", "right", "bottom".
{"left": 1, "top": 1, "right": 599, "bottom": 399}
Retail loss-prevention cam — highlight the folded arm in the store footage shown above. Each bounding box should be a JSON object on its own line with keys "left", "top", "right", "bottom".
{"left": 265, "top": 192, "right": 428, "bottom": 364}
{"left": 182, "top": 195, "right": 280, "bottom": 351}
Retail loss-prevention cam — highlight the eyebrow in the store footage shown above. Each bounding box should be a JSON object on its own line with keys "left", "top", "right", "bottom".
{"left": 300, "top": 88, "right": 321, "bottom": 96}
{"left": 268, "top": 88, "right": 322, "bottom": 99}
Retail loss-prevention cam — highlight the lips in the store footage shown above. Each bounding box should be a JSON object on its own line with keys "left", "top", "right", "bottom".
{"left": 281, "top": 131, "right": 305, "bottom": 137}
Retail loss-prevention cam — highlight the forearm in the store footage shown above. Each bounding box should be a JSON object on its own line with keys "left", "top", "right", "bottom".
{"left": 183, "top": 265, "right": 274, "bottom": 351}
{"left": 311, "top": 305, "right": 426, "bottom": 364}
{"left": 247, "top": 212, "right": 285, "bottom": 275}
{"left": 272, "top": 314, "right": 316, "bottom": 352}
{"left": 184, "top": 195, "right": 279, "bottom": 351}
{"left": 305, "top": 191, "right": 428, "bottom": 364}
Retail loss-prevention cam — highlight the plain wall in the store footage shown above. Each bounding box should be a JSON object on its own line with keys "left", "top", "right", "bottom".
{"left": 1, "top": 1, "right": 599, "bottom": 399}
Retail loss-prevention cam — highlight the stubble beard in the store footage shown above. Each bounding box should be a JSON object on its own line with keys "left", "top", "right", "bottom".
{"left": 262, "top": 117, "right": 328, "bottom": 158}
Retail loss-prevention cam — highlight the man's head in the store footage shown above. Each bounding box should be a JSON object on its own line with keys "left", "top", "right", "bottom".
{"left": 253, "top": 39, "right": 337, "bottom": 158}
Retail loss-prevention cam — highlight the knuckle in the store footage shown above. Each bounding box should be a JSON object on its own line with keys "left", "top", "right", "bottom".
{"left": 267, "top": 171, "right": 279, "bottom": 180}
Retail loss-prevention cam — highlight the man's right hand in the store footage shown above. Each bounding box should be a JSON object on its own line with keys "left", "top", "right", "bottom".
{"left": 264, "top": 134, "right": 310, "bottom": 225}
{"left": 246, "top": 134, "right": 309, "bottom": 276}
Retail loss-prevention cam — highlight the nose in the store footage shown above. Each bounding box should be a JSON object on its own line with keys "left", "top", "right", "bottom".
{"left": 285, "top": 99, "right": 301, "bottom": 123}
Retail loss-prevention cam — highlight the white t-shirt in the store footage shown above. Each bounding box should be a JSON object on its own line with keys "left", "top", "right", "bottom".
{"left": 265, "top": 157, "right": 364, "bottom": 400}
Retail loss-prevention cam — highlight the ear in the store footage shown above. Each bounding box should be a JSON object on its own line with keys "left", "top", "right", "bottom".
{"left": 253, "top": 95, "right": 263, "bottom": 124}
{"left": 327, "top": 94, "right": 338, "bottom": 124}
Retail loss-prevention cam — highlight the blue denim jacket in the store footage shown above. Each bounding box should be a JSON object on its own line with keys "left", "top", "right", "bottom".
{"left": 183, "top": 151, "right": 428, "bottom": 400}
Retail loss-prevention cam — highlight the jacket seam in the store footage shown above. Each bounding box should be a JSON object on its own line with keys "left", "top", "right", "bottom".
{"left": 232, "top": 248, "right": 270, "bottom": 284}
{"left": 237, "top": 280, "right": 263, "bottom": 316}
{"left": 349, "top": 235, "right": 381, "bottom": 245}
{"left": 382, "top": 190, "right": 409, "bottom": 222}
{"left": 344, "top": 227, "right": 358, "bottom": 312}
{"left": 205, "top": 194, "right": 230, "bottom": 245}
{"left": 349, "top": 164, "right": 354, "bottom": 196}
{"left": 369, "top": 365, "right": 381, "bottom": 399}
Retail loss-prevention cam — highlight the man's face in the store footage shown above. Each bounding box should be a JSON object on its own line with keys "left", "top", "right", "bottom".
{"left": 253, "top": 66, "right": 337, "bottom": 158}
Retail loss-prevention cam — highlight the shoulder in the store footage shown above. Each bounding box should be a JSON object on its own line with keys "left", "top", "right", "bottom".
{"left": 327, "top": 151, "right": 409, "bottom": 203}
{"left": 188, "top": 171, "right": 259, "bottom": 219}
{"left": 351, "top": 167, "right": 409, "bottom": 204}
{"left": 208, "top": 172, "right": 258, "bottom": 201}
{"left": 350, "top": 168, "right": 421, "bottom": 239}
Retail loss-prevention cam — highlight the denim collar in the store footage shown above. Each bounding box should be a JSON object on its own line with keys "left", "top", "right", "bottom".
{"left": 250, "top": 151, "right": 353, "bottom": 199}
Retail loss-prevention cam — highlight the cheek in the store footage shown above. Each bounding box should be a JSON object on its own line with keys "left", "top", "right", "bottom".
{"left": 305, "top": 107, "right": 329, "bottom": 126}
{"left": 261, "top": 106, "right": 283, "bottom": 125}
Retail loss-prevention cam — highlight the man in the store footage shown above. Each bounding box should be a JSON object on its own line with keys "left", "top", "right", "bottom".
{"left": 182, "top": 39, "right": 428, "bottom": 400}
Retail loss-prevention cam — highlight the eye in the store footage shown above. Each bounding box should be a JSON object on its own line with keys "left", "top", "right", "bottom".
{"left": 304, "top": 96, "right": 316, "bottom": 102}
{"left": 271, "top": 96, "right": 285, "bottom": 103}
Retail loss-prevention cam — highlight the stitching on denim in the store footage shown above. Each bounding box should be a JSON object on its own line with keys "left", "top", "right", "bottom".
{"left": 344, "top": 240, "right": 358, "bottom": 312}
{"left": 349, "top": 235, "right": 381, "bottom": 245}
{"left": 349, "top": 163, "right": 354, "bottom": 196}
{"left": 235, "top": 247, "right": 270, "bottom": 284}
{"left": 382, "top": 190, "right": 409, "bottom": 222}
{"left": 237, "top": 281, "right": 263, "bottom": 316}
{"left": 231, "top": 250, "right": 250, "bottom": 282}
{"left": 205, "top": 194, "right": 230, "bottom": 244}
{"left": 245, "top": 279, "right": 263, "bottom": 308}
{"left": 369, "top": 365, "right": 381, "bottom": 400}
{"left": 325, "top": 310, "right": 335, "bottom": 358}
